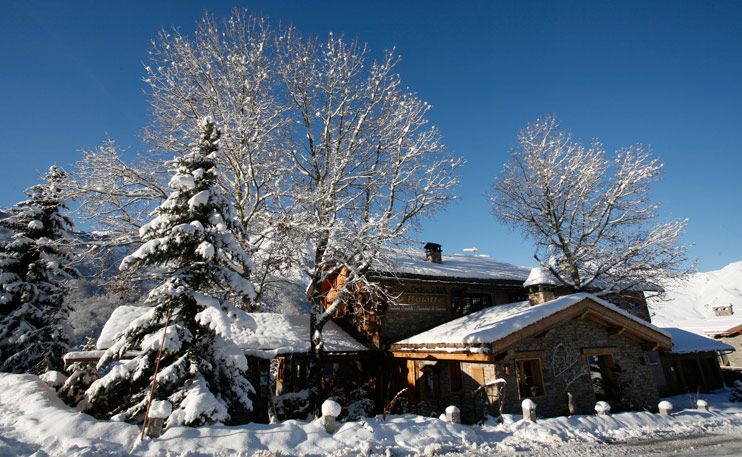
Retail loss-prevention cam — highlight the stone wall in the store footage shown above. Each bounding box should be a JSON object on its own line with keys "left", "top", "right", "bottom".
{"left": 719, "top": 334, "right": 742, "bottom": 367}
{"left": 378, "top": 279, "right": 526, "bottom": 345}
{"left": 497, "top": 319, "right": 660, "bottom": 417}
{"left": 406, "top": 318, "right": 660, "bottom": 422}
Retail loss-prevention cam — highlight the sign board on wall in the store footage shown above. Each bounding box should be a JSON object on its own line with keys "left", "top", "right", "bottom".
{"left": 388, "top": 293, "right": 449, "bottom": 312}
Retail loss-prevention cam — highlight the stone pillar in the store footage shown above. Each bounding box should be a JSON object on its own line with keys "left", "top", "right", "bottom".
{"left": 445, "top": 405, "right": 461, "bottom": 424}
{"left": 321, "top": 399, "right": 342, "bottom": 434}
{"left": 594, "top": 401, "right": 611, "bottom": 416}
{"left": 658, "top": 400, "right": 673, "bottom": 416}
{"left": 146, "top": 400, "right": 172, "bottom": 438}
{"left": 521, "top": 399, "right": 537, "bottom": 422}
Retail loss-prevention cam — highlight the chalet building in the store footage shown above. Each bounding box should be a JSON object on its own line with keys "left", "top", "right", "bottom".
{"left": 668, "top": 318, "right": 742, "bottom": 369}
{"left": 322, "top": 244, "right": 732, "bottom": 422}
{"left": 325, "top": 244, "right": 656, "bottom": 353}
{"left": 387, "top": 293, "right": 672, "bottom": 422}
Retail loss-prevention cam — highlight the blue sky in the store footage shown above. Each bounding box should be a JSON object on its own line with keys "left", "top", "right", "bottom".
{"left": 1, "top": 0, "right": 740, "bottom": 271}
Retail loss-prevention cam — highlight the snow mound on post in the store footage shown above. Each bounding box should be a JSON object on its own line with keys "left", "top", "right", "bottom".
{"left": 445, "top": 405, "right": 460, "bottom": 415}
{"left": 658, "top": 400, "right": 673, "bottom": 411}
{"left": 523, "top": 267, "right": 558, "bottom": 287}
{"left": 594, "top": 401, "right": 611, "bottom": 413}
{"left": 149, "top": 400, "right": 172, "bottom": 419}
{"left": 321, "top": 399, "right": 342, "bottom": 417}
{"left": 521, "top": 398, "right": 537, "bottom": 410}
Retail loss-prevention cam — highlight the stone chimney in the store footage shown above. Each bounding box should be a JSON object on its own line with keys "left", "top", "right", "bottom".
{"left": 523, "top": 267, "right": 557, "bottom": 306}
{"left": 424, "top": 242, "right": 442, "bottom": 264}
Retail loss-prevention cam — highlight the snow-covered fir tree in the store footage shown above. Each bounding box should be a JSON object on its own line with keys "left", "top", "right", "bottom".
{"left": 84, "top": 118, "right": 257, "bottom": 426}
{"left": 0, "top": 165, "right": 75, "bottom": 374}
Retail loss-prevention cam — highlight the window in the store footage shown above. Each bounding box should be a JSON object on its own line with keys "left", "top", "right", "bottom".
{"left": 449, "top": 362, "right": 463, "bottom": 392}
{"left": 515, "top": 359, "right": 545, "bottom": 398}
{"left": 420, "top": 365, "right": 438, "bottom": 395}
{"left": 453, "top": 293, "right": 492, "bottom": 317}
{"left": 587, "top": 354, "right": 619, "bottom": 401}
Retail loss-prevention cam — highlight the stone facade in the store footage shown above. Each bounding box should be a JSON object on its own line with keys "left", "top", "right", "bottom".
{"left": 377, "top": 279, "right": 527, "bottom": 346}
{"left": 405, "top": 318, "right": 660, "bottom": 422}
{"left": 499, "top": 319, "right": 660, "bottom": 417}
{"left": 719, "top": 334, "right": 742, "bottom": 367}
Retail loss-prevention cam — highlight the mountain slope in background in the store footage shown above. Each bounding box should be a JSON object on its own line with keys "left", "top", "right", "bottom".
{"left": 648, "top": 261, "right": 742, "bottom": 335}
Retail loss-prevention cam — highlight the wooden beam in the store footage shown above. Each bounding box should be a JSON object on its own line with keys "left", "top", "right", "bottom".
{"left": 607, "top": 327, "right": 626, "bottom": 336}
{"left": 642, "top": 342, "right": 661, "bottom": 352}
{"left": 582, "top": 347, "right": 618, "bottom": 356}
{"left": 505, "top": 350, "right": 545, "bottom": 361}
{"left": 534, "top": 328, "right": 555, "bottom": 339}
{"left": 390, "top": 351, "right": 494, "bottom": 362}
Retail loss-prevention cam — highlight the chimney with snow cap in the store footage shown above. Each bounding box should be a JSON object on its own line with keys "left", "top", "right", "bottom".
{"left": 524, "top": 267, "right": 558, "bottom": 306}
{"left": 424, "top": 242, "right": 442, "bottom": 264}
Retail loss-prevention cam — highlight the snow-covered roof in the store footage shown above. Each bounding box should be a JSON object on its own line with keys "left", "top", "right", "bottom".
{"left": 393, "top": 293, "right": 670, "bottom": 347}
{"left": 376, "top": 249, "right": 530, "bottom": 282}
{"left": 523, "top": 267, "right": 558, "bottom": 288}
{"left": 662, "top": 327, "right": 735, "bottom": 354}
{"left": 96, "top": 305, "right": 369, "bottom": 359}
{"left": 648, "top": 261, "right": 742, "bottom": 337}
{"left": 97, "top": 306, "right": 153, "bottom": 350}
{"left": 230, "top": 312, "right": 369, "bottom": 358}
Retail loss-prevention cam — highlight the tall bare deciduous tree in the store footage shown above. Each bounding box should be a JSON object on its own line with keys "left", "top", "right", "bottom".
{"left": 68, "top": 11, "right": 291, "bottom": 305}
{"left": 274, "top": 28, "right": 461, "bottom": 403}
{"left": 490, "top": 115, "right": 690, "bottom": 295}
{"left": 67, "top": 12, "right": 463, "bottom": 393}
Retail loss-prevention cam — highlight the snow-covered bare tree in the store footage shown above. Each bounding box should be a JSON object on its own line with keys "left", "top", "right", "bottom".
{"left": 489, "top": 115, "right": 690, "bottom": 294}
{"left": 68, "top": 10, "right": 292, "bottom": 306}
{"left": 83, "top": 119, "right": 257, "bottom": 426}
{"left": 0, "top": 165, "right": 76, "bottom": 374}
{"left": 275, "top": 28, "right": 462, "bottom": 406}
{"left": 68, "top": 140, "right": 168, "bottom": 246}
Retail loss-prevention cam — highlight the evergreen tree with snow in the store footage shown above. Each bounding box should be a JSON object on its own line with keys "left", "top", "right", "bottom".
{"left": 0, "top": 165, "right": 75, "bottom": 374}
{"left": 84, "top": 118, "right": 257, "bottom": 426}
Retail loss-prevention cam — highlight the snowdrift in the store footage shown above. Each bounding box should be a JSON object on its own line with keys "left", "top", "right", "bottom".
{"left": 1, "top": 373, "right": 741, "bottom": 456}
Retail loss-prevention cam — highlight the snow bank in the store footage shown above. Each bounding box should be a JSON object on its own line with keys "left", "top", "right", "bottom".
{"left": 39, "top": 370, "right": 68, "bottom": 388}
{"left": 1, "top": 373, "right": 741, "bottom": 456}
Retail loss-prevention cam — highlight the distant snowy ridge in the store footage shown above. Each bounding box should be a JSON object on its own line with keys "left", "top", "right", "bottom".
{"left": 648, "top": 261, "right": 742, "bottom": 335}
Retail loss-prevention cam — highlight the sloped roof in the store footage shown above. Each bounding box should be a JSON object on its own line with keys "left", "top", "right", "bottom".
{"left": 392, "top": 293, "right": 671, "bottom": 352}
{"left": 96, "top": 305, "right": 369, "bottom": 359}
{"left": 375, "top": 249, "right": 530, "bottom": 282}
{"left": 663, "top": 327, "right": 735, "bottom": 354}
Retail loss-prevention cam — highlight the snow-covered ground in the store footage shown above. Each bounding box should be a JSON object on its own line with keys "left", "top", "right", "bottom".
{"left": 1, "top": 373, "right": 741, "bottom": 457}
